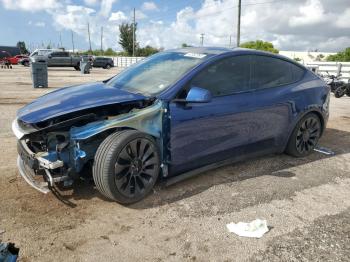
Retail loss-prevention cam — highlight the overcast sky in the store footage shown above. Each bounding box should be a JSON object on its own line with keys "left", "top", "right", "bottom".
{"left": 0, "top": 0, "right": 349, "bottom": 52}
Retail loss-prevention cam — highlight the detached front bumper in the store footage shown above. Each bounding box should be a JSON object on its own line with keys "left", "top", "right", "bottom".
{"left": 16, "top": 139, "right": 64, "bottom": 194}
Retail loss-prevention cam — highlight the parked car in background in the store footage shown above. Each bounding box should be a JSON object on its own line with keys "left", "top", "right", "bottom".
{"left": 8, "top": 55, "right": 28, "bottom": 65}
{"left": 12, "top": 47, "right": 330, "bottom": 204}
{"left": 19, "top": 57, "right": 30, "bottom": 66}
{"left": 19, "top": 49, "right": 59, "bottom": 67}
{"left": 92, "top": 56, "right": 114, "bottom": 69}
{"left": 30, "top": 51, "right": 82, "bottom": 70}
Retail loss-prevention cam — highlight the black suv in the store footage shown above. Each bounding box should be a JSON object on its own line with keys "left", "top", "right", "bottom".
{"left": 93, "top": 57, "right": 114, "bottom": 69}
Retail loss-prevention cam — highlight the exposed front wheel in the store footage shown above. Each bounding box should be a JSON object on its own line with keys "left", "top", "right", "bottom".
{"left": 285, "top": 113, "right": 322, "bottom": 157}
{"left": 93, "top": 130, "right": 160, "bottom": 204}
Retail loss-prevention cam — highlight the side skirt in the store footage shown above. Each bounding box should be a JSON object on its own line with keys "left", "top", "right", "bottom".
{"left": 165, "top": 148, "right": 275, "bottom": 186}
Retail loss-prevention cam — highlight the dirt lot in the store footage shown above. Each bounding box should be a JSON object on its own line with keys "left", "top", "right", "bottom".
{"left": 0, "top": 65, "right": 349, "bottom": 262}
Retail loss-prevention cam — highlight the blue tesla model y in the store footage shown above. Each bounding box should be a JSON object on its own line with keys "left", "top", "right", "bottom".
{"left": 13, "top": 47, "right": 330, "bottom": 203}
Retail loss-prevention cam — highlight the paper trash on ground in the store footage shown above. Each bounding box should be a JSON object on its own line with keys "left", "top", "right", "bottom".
{"left": 226, "top": 219, "right": 269, "bottom": 238}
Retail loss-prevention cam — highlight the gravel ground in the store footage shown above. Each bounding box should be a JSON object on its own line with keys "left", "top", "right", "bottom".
{"left": 0, "top": 65, "right": 349, "bottom": 262}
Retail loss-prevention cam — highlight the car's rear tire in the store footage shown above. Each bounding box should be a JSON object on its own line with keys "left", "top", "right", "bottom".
{"left": 93, "top": 130, "right": 160, "bottom": 204}
{"left": 285, "top": 113, "right": 322, "bottom": 157}
{"left": 105, "top": 64, "right": 111, "bottom": 69}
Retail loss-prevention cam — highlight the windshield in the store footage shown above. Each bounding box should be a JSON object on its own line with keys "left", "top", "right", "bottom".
{"left": 106, "top": 51, "right": 208, "bottom": 96}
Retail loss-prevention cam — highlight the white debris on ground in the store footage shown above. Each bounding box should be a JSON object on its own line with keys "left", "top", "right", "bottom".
{"left": 314, "top": 146, "right": 335, "bottom": 155}
{"left": 226, "top": 219, "right": 269, "bottom": 238}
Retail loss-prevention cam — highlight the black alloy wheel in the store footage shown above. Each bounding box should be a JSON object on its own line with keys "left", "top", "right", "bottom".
{"left": 114, "top": 138, "right": 159, "bottom": 199}
{"left": 93, "top": 130, "right": 160, "bottom": 204}
{"left": 295, "top": 115, "right": 321, "bottom": 155}
{"left": 286, "top": 113, "right": 322, "bottom": 157}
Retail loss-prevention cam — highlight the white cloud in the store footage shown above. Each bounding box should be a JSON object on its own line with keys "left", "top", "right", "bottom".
{"left": 28, "top": 20, "right": 45, "bottom": 27}
{"left": 1, "top": 0, "right": 59, "bottom": 11}
{"left": 289, "top": 0, "right": 327, "bottom": 27}
{"left": 99, "top": 0, "right": 117, "bottom": 17}
{"left": 34, "top": 21, "right": 46, "bottom": 27}
{"left": 138, "top": 0, "right": 350, "bottom": 52}
{"left": 135, "top": 10, "right": 147, "bottom": 19}
{"left": 142, "top": 1, "right": 158, "bottom": 11}
{"left": 336, "top": 8, "right": 350, "bottom": 28}
{"left": 50, "top": 4, "right": 121, "bottom": 50}
{"left": 109, "top": 11, "right": 127, "bottom": 21}
{"left": 84, "top": 0, "right": 98, "bottom": 6}
{"left": 1, "top": 0, "right": 349, "bottom": 52}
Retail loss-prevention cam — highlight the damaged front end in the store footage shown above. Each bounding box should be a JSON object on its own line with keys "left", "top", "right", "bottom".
{"left": 13, "top": 99, "right": 168, "bottom": 194}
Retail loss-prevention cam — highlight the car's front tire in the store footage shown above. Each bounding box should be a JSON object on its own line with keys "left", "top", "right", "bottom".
{"left": 285, "top": 113, "right": 322, "bottom": 157}
{"left": 93, "top": 130, "right": 160, "bottom": 204}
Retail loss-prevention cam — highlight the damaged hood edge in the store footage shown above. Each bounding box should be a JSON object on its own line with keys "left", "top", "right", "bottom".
{"left": 16, "top": 82, "right": 148, "bottom": 124}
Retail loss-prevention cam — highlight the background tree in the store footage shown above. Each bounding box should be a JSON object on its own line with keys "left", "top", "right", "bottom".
{"left": 137, "top": 45, "right": 159, "bottom": 56}
{"left": 181, "top": 43, "right": 192, "bottom": 48}
{"left": 240, "top": 40, "right": 279, "bottom": 53}
{"left": 119, "top": 23, "right": 137, "bottom": 56}
{"left": 326, "top": 47, "right": 350, "bottom": 62}
{"left": 16, "top": 41, "right": 29, "bottom": 54}
{"left": 104, "top": 48, "right": 117, "bottom": 56}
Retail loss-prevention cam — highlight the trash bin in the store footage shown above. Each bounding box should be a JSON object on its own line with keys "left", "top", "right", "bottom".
{"left": 80, "top": 57, "right": 92, "bottom": 74}
{"left": 31, "top": 60, "right": 48, "bottom": 88}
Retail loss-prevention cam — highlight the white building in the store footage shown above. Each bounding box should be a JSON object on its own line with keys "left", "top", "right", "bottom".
{"left": 279, "top": 50, "right": 336, "bottom": 63}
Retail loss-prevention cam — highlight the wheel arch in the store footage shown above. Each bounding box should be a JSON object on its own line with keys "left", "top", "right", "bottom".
{"left": 283, "top": 108, "right": 326, "bottom": 152}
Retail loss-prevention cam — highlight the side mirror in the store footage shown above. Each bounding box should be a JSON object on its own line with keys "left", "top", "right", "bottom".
{"left": 185, "top": 86, "right": 212, "bottom": 103}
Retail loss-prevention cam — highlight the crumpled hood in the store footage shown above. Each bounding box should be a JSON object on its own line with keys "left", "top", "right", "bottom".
{"left": 17, "top": 82, "right": 146, "bottom": 124}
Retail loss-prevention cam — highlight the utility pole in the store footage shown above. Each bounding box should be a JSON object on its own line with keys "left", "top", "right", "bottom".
{"left": 71, "top": 30, "right": 75, "bottom": 53}
{"left": 88, "top": 22, "right": 92, "bottom": 53}
{"left": 200, "top": 33, "right": 204, "bottom": 46}
{"left": 236, "top": 0, "right": 241, "bottom": 47}
{"left": 59, "top": 33, "right": 63, "bottom": 48}
{"left": 132, "top": 8, "right": 136, "bottom": 57}
{"left": 100, "top": 26, "right": 103, "bottom": 54}
{"left": 229, "top": 35, "right": 232, "bottom": 48}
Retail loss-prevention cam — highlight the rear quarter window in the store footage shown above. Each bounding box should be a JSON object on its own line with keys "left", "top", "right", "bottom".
{"left": 251, "top": 55, "right": 304, "bottom": 90}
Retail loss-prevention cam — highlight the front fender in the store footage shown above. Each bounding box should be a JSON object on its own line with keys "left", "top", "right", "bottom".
{"left": 70, "top": 100, "right": 164, "bottom": 140}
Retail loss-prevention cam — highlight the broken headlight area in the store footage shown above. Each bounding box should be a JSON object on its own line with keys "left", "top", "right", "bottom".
{"left": 16, "top": 122, "right": 109, "bottom": 192}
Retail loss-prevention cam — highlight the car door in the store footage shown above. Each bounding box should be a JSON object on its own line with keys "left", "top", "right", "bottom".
{"left": 93, "top": 58, "right": 100, "bottom": 67}
{"left": 60, "top": 52, "right": 71, "bottom": 66}
{"left": 169, "top": 55, "right": 293, "bottom": 175}
{"left": 47, "top": 52, "right": 60, "bottom": 66}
